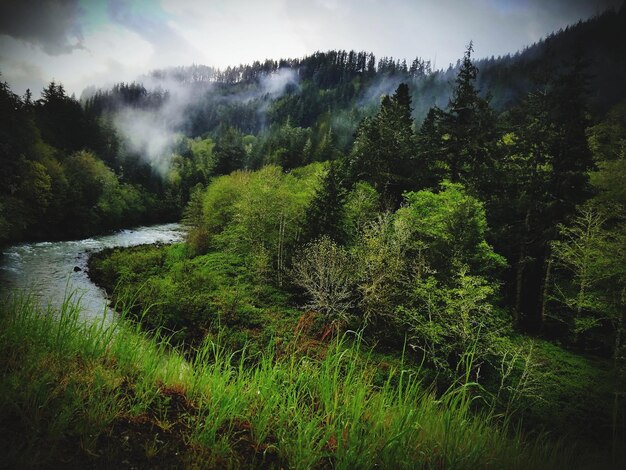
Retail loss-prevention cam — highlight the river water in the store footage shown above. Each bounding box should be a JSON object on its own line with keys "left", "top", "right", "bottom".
{"left": 0, "top": 223, "right": 184, "bottom": 321}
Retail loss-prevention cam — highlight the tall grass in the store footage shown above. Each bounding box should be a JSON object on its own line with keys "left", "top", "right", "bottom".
{"left": 0, "top": 292, "right": 583, "bottom": 468}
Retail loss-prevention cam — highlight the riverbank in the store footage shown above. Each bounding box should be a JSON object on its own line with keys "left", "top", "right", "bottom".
{"left": 88, "top": 243, "right": 622, "bottom": 465}
{"left": 0, "top": 293, "right": 586, "bottom": 469}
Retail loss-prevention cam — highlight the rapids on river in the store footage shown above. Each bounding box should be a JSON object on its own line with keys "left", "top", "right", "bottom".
{"left": 0, "top": 223, "right": 184, "bottom": 320}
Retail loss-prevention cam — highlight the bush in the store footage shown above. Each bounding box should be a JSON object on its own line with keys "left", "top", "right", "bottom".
{"left": 292, "top": 236, "right": 355, "bottom": 323}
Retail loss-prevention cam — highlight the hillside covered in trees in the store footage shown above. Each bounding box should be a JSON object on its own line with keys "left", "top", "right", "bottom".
{"left": 1, "top": 3, "right": 625, "bottom": 468}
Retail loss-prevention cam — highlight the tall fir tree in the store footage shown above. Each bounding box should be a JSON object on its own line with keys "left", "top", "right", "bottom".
{"left": 416, "top": 105, "right": 447, "bottom": 190}
{"left": 346, "top": 83, "right": 416, "bottom": 205}
{"left": 494, "top": 58, "right": 594, "bottom": 331}
{"left": 440, "top": 42, "right": 499, "bottom": 196}
{"left": 304, "top": 162, "right": 345, "bottom": 242}
{"left": 214, "top": 126, "right": 246, "bottom": 175}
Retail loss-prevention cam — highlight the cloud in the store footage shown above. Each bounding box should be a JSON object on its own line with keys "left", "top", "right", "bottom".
{"left": 0, "top": 23, "right": 154, "bottom": 97}
{"left": 161, "top": 0, "right": 308, "bottom": 68}
{"left": 0, "top": 0, "right": 84, "bottom": 55}
{"left": 1, "top": 0, "right": 622, "bottom": 99}
{"left": 106, "top": 0, "right": 202, "bottom": 66}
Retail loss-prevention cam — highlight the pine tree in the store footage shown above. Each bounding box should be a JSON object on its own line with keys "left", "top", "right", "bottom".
{"left": 494, "top": 58, "right": 595, "bottom": 331}
{"left": 214, "top": 126, "right": 246, "bottom": 175}
{"left": 416, "top": 106, "right": 446, "bottom": 190}
{"left": 346, "top": 83, "right": 416, "bottom": 205}
{"left": 440, "top": 42, "right": 499, "bottom": 195}
{"left": 304, "top": 162, "right": 345, "bottom": 242}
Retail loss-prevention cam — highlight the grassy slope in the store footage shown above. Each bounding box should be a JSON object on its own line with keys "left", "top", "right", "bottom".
{"left": 0, "top": 292, "right": 587, "bottom": 469}
{"left": 87, "top": 244, "right": 624, "bottom": 462}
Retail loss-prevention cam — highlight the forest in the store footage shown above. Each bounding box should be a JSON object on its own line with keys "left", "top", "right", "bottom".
{"left": 0, "top": 5, "right": 625, "bottom": 469}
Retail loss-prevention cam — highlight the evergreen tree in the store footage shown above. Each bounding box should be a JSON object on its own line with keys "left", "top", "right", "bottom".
{"left": 546, "top": 56, "right": 594, "bottom": 219}
{"left": 213, "top": 126, "right": 246, "bottom": 175}
{"left": 35, "top": 81, "right": 91, "bottom": 153}
{"left": 346, "top": 83, "right": 416, "bottom": 205}
{"left": 415, "top": 106, "right": 447, "bottom": 190}
{"left": 304, "top": 162, "right": 345, "bottom": 242}
{"left": 439, "top": 42, "right": 499, "bottom": 195}
{"left": 495, "top": 59, "right": 595, "bottom": 331}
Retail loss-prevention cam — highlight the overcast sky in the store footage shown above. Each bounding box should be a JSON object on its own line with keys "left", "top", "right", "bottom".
{"left": 0, "top": 0, "right": 622, "bottom": 97}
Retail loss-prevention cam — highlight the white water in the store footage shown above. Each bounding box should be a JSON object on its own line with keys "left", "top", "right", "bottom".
{"left": 0, "top": 223, "right": 184, "bottom": 321}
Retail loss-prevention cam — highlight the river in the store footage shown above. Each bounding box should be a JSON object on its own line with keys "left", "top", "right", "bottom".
{"left": 0, "top": 223, "right": 184, "bottom": 321}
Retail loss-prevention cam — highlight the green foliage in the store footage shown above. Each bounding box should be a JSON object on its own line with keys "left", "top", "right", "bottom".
{"left": 591, "top": 157, "right": 626, "bottom": 208}
{"left": 201, "top": 170, "right": 250, "bottom": 239}
{"left": 506, "top": 337, "right": 618, "bottom": 445}
{"left": 352, "top": 213, "right": 407, "bottom": 328}
{"left": 544, "top": 99, "right": 626, "bottom": 352}
{"left": 88, "top": 244, "right": 296, "bottom": 349}
{"left": 303, "top": 162, "right": 346, "bottom": 242}
{"left": 489, "top": 60, "right": 595, "bottom": 330}
{"left": 551, "top": 204, "right": 626, "bottom": 352}
{"left": 260, "top": 119, "right": 313, "bottom": 170}
{"left": 420, "top": 43, "right": 500, "bottom": 195}
{"left": 182, "top": 184, "right": 209, "bottom": 255}
{"left": 400, "top": 266, "right": 507, "bottom": 375}
{"left": 303, "top": 182, "right": 505, "bottom": 372}
{"left": 396, "top": 182, "right": 507, "bottom": 281}
{"left": 587, "top": 100, "right": 626, "bottom": 163}
{"left": 3, "top": 29, "right": 625, "bottom": 465}
{"left": 588, "top": 99, "right": 626, "bottom": 209}
{"left": 214, "top": 126, "right": 246, "bottom": 176}
{"left": 0, "top": 80, "right": 162, "bottom": 245}
{"left": 341, "top": 181, "right": 380, "bottom": 242}
{"left": 194, "top": 164, "right": 322, "bottom": 284}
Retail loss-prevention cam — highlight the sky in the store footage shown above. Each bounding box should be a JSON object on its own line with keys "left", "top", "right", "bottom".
{"left": 0, "top": 0, "right": 622, "bottom": 97}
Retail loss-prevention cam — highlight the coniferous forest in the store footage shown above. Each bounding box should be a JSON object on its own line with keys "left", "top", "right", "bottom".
{"left": 1, "top": 4, "right": 625, "bottom": 469}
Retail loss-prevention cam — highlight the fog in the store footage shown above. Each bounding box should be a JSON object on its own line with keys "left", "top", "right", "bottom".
{"left": 108, "top": 67, "right": 301, "bottom": 176}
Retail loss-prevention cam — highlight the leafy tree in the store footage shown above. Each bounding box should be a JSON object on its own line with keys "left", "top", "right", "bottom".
{"left": 196, "top": 164, "right": 321, "bottom": 284}
{"left": 353, "top": 213, "right": 408, "bottom": 329}
{"left": 201, "top": 171, "right": 251, "bottom": 242}
{"left": 587, "top": 99, "right": 626, "bottom": 209}
{"left": 400, "top": 265, "right": 505, "bottom": 376}
{"left": 550, "top": 206, "right": 615, "bottom": 342}
{"left": 183, "top": 184, "right": 210, "bottom": 255}
{"left": 395, "top": 182, "right": 506, "bottom": 283}
{"left": 385, "top": 183, "right": 508, "bottom": 371}
{"left": 188, "top": 137, "right": 216, "bottom": 181}
{"left": 341, "top": 181, "right": 380, "bottom": 242}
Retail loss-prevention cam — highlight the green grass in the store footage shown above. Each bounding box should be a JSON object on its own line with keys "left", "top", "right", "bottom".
{"left": 0, "top": 292, "right": 596, "bottom": 468}
{"left": 88, "top": 244, "right": 300, "bottom": 350}
{"left": 86, "top": 243, "right": 625, "bottom": 466}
